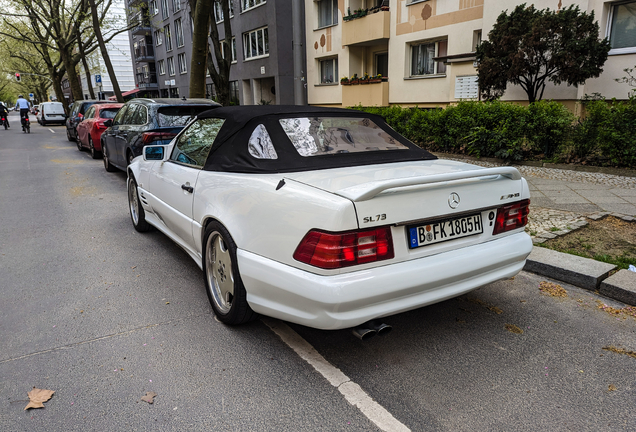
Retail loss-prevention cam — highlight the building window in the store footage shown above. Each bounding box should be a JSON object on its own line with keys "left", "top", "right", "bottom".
{"left": 214, "top": 0, "right": 235, "bottom": 22}
{"left": 175, "top": 18, "right": 184, "bottom": 47}
{"left": 149, "top": 0, "right": 158, "bottom": 15}
{"left": 164, "top": 24, "right": 173, "bottom": 51}
{"left": 206, "top": 83, "right": 216, "bottom": 99}
{"left": 472, "top": 30, "right": 482, "bottom": 51}
{"left": 170, "top": 87, "right": 179, "bottom": 98}
{"left": 410, "top": 39, "right": 447, "bottom": 77}
{"left": 173, "top": 0, "right": 181, "bottom": 12}
{"left": 178, "top": 53, "right": 188, "bottom": 74}
{"left": 158, "top": 59, "right": 166, "bottom": 75}
{"left": 243, "top": 27, "right": 268, "bottom": 60}
{"left": 230, "top": 80, "right": 239, "bottom": 104}
{"left": 221, "top": 37, "right": 237, "bottom": 62}
{"left": 317, "top": 0, "right": 338, "bottom": 29}
{"left": 161, "top": 88, "right": 169, "bottom": 98}
{"left": 241, "top": 0, "right": 265, "bottom": 12}
{"left": 608, "top": 1, "right": 636, "bottom": 53}
{"left": 375, "top": 52, "right": 388, "bottom": 78}
{"left": 167, "top": 56, "right": 175, "bottom": 76}
{"left": 319, "top": 57, "right": 338, "bottom": 84}
{"left": 154, "top": 30, "right": 163, "bottom": 46}
{"left": 161, "top": 0, "right": 169, "bottom": 19}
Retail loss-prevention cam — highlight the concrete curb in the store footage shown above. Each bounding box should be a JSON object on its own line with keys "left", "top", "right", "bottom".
{"left": 524, "top": 247, "right": 636, "bottom": 307}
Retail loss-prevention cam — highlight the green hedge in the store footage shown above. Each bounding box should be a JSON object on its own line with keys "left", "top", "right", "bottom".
{"left": 353, "top": 97, "right": 636, "bottom": 167}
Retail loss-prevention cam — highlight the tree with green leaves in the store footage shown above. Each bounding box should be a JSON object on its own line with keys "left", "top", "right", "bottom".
{"left": 476, "top": 4, "right": 611, "bottom": 103}
{"left": 1, "top": 0, "right": 131, "bottom": 104}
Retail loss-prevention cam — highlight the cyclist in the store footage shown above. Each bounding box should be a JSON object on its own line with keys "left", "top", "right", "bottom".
{"left": 15, "top": 95, "right": 30, "bottom": 131}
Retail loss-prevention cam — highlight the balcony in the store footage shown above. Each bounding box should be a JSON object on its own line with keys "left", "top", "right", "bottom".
{"left": 128, "top": 0, "right": 148, "bottom": 7}
{"left": 342, "top": 10, "right": 390, "bottom": 46}
{"left": 342, "top": 81, "right": 389, "bottom": 107}
{"left": 134, "top": 45, "right": 155, "bottom": 62}
{"left": 130, "top": 15, "right": 152, "bottom": 36}
{"left": 136, "top": 73, "right": 158, "bottom": 90}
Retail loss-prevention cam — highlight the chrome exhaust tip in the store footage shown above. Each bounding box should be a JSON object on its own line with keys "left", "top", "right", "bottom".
{"left": 352, "top": 326, "right": 377, "bottom": 341}
{"left": 352, "top": 320, "right": 392, "bottom": 340}
{"left": 370, "top": 320, "right": 392, "bottom": 336}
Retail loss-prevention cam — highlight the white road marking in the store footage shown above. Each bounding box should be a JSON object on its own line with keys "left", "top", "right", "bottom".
{"left": 262, "top": 318, "right": 411, "bottom": 432}
{"left": 48, "top": 128, "right": 55, "bottom": 133}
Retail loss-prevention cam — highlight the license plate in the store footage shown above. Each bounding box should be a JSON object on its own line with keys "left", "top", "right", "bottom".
{"left": 408, "top": 213, "right": 483, "bottom": 249}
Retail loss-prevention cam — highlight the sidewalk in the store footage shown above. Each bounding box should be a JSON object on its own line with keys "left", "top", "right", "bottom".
{"left": 439, "top": 154, "right": 636, "bottom": 238}
{"left": 438, "top": 154, "right": 636, "bottom": 306}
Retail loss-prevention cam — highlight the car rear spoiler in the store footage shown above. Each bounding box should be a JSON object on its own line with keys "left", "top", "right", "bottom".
{"left": 334, "top": 167, "right": 522, "bottom": 202}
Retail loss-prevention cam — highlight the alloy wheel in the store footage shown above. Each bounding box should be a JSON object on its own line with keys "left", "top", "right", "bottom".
{"left": 205, "top": 232, "right": 234, "bottom": 314}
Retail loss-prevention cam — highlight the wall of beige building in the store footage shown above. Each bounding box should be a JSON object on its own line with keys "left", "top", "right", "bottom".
{"left": 305, "top": 0, "right": 635, "bottom": 108}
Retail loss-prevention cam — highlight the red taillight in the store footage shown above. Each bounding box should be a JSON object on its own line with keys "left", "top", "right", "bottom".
{"left": 493, "top": 199, "right": 530, "bottom": 235}
{"left": 294, "top": 227, "right": 395, "bottom": 269}
{"left": 142, "top": 132, "right": 178, "bottom": 145}
{"left": 77, "top": 113, "right": 83, "bottom": 120}
{"left": 96, "top": 121, "right": 107, "bottom": 129}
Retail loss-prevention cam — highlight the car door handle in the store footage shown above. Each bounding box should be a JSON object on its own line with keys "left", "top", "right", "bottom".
{"left": 181, "top": 184, "right": 194, "bottom": 193}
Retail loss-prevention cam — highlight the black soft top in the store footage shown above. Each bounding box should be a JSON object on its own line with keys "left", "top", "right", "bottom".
{"left": 197, "top": 105, "right": 437, "bottom": 173}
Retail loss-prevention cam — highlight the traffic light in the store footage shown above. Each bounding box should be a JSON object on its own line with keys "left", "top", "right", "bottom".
{"left": 15, "top": 73, "right": 21, "bottom": 82}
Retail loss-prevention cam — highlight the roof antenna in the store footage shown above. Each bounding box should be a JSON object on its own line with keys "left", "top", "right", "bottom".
{"left": 276, "top": 179, "right": 285, "bottom": 190}
{"left": 182, "top": 96, "right": 187, "bottom": 101}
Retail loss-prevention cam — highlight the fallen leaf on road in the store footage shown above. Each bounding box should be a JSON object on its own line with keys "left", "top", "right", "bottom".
{"left": 603, "top": 345, "right": 636, "bottom": 359}
{"left": 141, "top": 392, "right": 157, "bottom": 404}
{"left": 505, "top": 324, "right": 523, "bottom": 334}
{"left": 539, "top": 281, "right": 567, "bottom": 297}
{"left": 608, "top": 384, "right": 617, "bottom": 391}
{"left": 24, "top": 388, "right": 55, "bottom": 410}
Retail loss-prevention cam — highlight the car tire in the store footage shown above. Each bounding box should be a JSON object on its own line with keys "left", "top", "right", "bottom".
{"left": 127, "top": 151, "right": 135, "bottom": 166}
{"left": 66, "top": 128, "right": 74, "bottom": 142}
{"left": 76, "top": 135, "right": 83, "bottom": 151}
{"left": 89, "top": 136, "right": 100, "bottom": 159}
{"left": 41, "top": 120, "right": 46, "bottom": 126}
{"left": 102, "top": 143, "right": 116, "bottom": 172}
{"left": 127, "top": 176, "right": 152, "bottom": 233}
{"left": 203, "top": 222, "right": 256, "bottom": 325}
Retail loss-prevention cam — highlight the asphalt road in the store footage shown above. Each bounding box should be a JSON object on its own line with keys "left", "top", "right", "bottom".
{"left": 1, "top": 112, "right": 635, "bottom": 431}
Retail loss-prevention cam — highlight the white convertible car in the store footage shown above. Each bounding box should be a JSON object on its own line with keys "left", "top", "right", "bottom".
{"left": 127, "top": 106, "right": 532, "bottom": 333}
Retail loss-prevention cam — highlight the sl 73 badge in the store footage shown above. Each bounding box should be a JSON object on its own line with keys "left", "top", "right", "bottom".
{"left": 363, "top": 214, "right": 387, "bottom": 223}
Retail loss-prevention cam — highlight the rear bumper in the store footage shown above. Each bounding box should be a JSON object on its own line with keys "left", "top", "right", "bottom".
{"left": 238, "top": 232, "right": 533, "bottom": 330}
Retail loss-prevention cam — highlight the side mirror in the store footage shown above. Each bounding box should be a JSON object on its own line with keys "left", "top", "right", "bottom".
{"left": 143, "top": 145, "right": 166, "bottom": 161}
{"left": 103, "top": 119, "right": 113, "bottom": 127}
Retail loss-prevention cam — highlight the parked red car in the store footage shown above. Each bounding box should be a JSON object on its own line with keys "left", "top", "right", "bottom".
{"left": 76, "top": 103, "right": 124, "bottom": 159}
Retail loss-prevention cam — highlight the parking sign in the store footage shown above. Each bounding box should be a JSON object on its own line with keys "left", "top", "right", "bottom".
{"left": 95, "top": 74, "right": 102, "bottom": 84}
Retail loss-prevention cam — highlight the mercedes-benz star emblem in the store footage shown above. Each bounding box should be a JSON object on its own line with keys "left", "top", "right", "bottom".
{"left": 448, "top": 192, "right": 460, "bottom": 209}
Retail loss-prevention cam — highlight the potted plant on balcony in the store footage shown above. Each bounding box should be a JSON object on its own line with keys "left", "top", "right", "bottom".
{"left": 359, "top": 72, "right": 370, "bottom": 84}
{"left": 350, "top": 74, "right": 359, "bottom": 85}
{"left": 369, "top": 74, "right": 383, "bottom": 83}
{"left": 340, "top": 76, "right": 350, "bottom": 85}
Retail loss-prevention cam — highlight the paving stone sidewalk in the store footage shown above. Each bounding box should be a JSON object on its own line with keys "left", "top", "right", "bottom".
{"left": 442, "top": 156, "right": 636, "bottom": 240}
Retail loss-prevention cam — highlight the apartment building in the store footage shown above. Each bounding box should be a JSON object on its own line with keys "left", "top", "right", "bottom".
{"left": 306, "top": 0, "right": 636, "bottom": 109}
{"left": 126, "top": 0, "right": 306, "bottom": 105}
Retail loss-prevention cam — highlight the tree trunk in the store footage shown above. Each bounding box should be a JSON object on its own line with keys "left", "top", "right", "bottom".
{"left": 77, "top": 30, "right": 96, "bottom": 99}
{"left": 206, "top": 0, "right": 233, "bottom": 106}
{"left": 59, "top": 48, "right": 84, "bottom": 101}
{"left": 189, "top": 0, "right": 211, "bottom": 98}
{"left": 88, "top": 0, "right": 124, "bottom": 102}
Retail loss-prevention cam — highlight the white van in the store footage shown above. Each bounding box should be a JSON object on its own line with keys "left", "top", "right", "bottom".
{"left": 37, "top": 102, "right": 67, "bottom": 126}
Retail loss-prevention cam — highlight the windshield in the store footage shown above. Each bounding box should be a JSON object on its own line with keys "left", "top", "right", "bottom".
{"left": 100, "top": 109, "right": 119, "bottom": 119}
{"left": 157, "top": 106, "right": 215, "bottom": 127}
{"left": 279, "top": 117, "right": 408, "bottom": 157}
